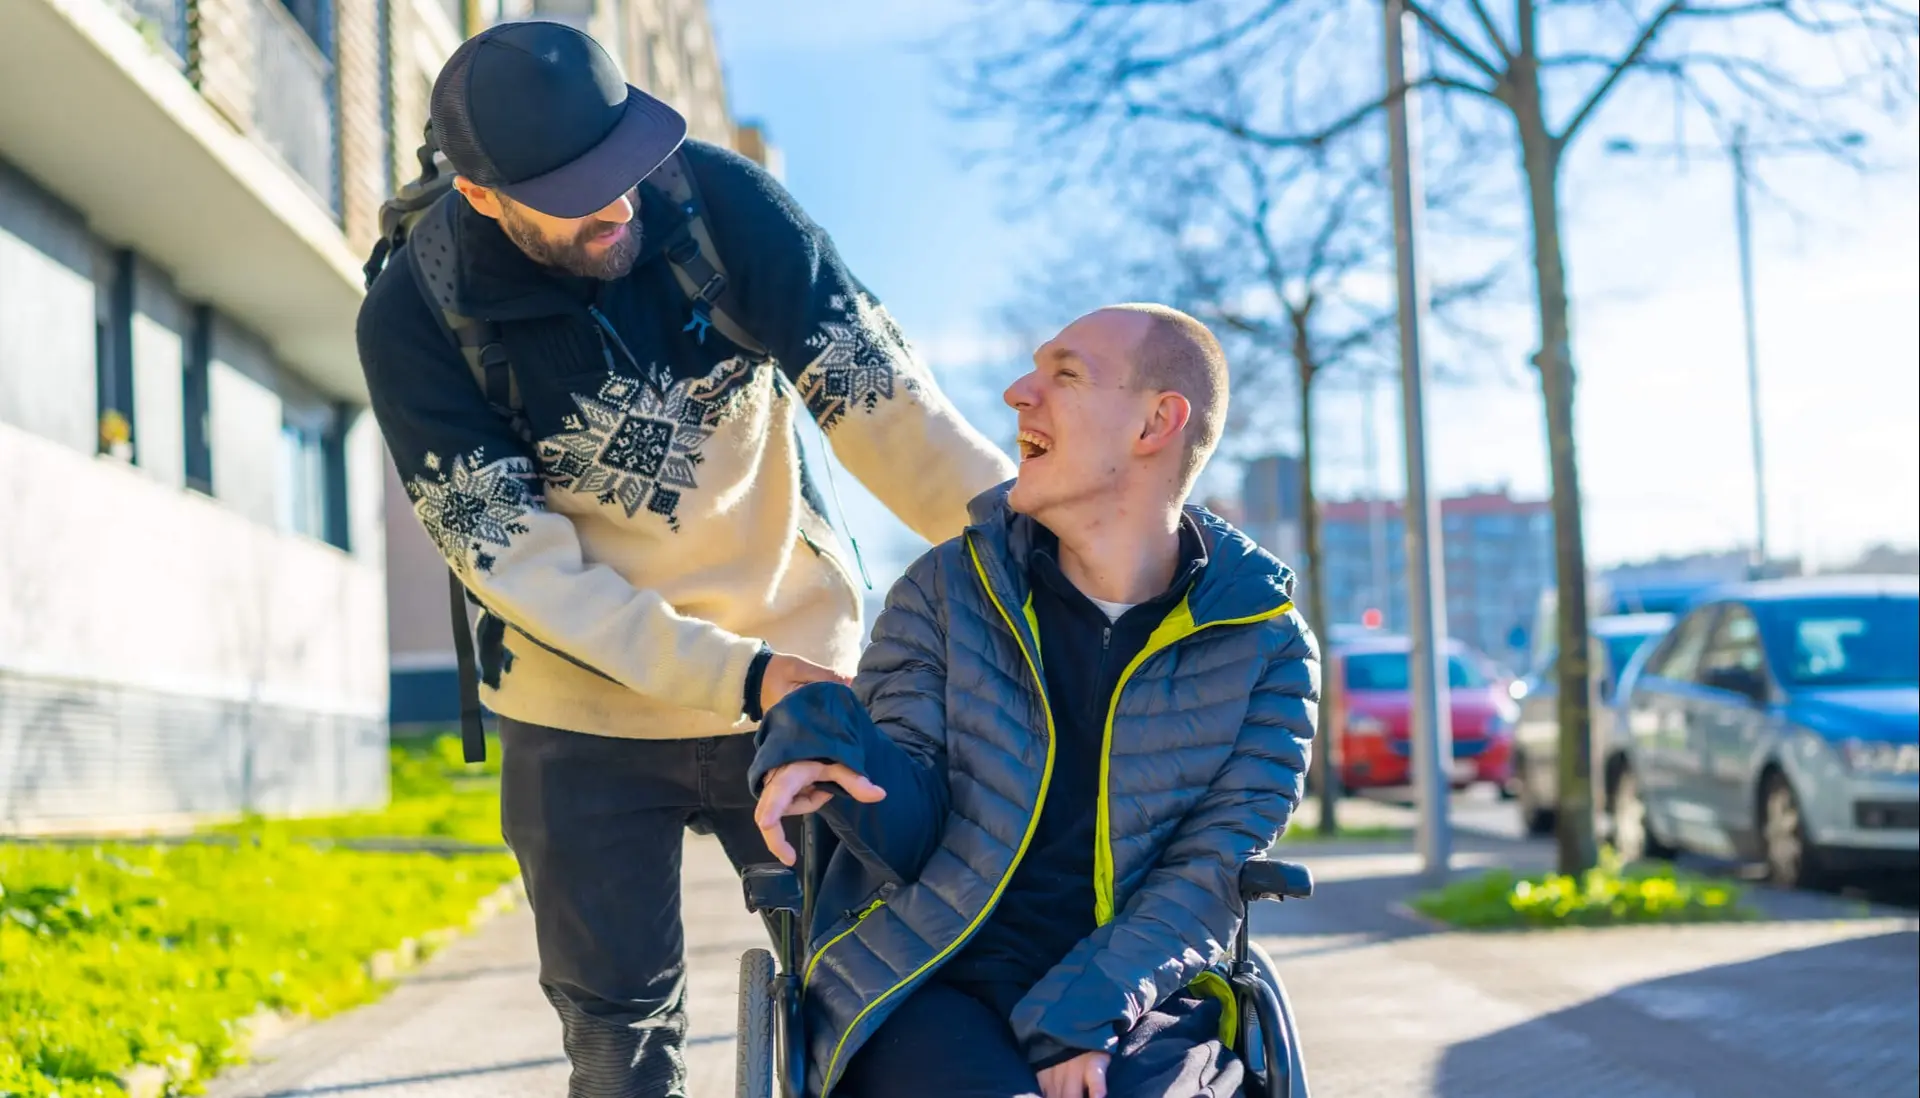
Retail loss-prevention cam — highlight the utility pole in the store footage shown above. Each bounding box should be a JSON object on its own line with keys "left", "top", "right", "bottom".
{"left": 1729, "top": 125, "right": 1768, "bottom": 579}
{"left": 1384, "top": 0, "right": 1453, "bottom": 881}
{"left": 1363, "top": 377, "right": 1391, "bottom": 627}
{"left": 1605, "top": 127, "right": 1867, "bottom": 582}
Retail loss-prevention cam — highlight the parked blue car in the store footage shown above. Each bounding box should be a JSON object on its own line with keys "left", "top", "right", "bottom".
{"left": 1612, "top": 575, "right": 1918, "bottom": 888}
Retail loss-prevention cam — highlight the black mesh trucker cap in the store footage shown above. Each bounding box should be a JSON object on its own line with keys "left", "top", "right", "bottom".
{"left": 430, "top": 21, "right": 687, "bottom": 219}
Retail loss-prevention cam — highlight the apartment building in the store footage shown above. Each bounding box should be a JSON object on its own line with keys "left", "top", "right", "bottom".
{"left": 0, "top": 0, "right": 769, "bottom": 828}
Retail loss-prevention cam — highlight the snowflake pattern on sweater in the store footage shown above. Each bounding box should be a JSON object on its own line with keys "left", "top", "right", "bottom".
{"left": 537, "top": 358, "right": 757, "bottom": 529}
{"left": 798, "top": 292, "right": 921, "bottom": 431}
{"left": 407, "top": 450, "right": 538, "bottom": 577}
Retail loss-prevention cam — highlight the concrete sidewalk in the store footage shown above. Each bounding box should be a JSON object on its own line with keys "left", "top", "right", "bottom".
{"left": 205, "top": 826, "right": 1919, "bottom": 1098}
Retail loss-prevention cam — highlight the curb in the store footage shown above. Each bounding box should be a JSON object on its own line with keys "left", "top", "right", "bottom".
{"left": 115, "top": 877, "right": 525, "bottom": 1096}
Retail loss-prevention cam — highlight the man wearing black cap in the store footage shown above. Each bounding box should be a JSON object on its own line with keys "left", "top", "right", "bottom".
{"left": 355, "top": 20, "right": 1014, "bottom": 1096}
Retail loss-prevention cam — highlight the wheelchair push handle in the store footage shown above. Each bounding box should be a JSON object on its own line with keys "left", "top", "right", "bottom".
{"left": 1239, "top": 856, "right": 1313, "bottom": 904}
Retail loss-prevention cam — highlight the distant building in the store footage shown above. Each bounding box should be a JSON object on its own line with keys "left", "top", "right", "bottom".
{"left": 1234, "top": 455, "right": 1553, "bottom": 668}
{"left": 1238, "top": 454, "right": 1303, "bottom": 566}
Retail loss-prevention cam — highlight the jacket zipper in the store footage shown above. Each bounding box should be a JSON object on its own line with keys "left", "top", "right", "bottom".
{"left": 1090, "top": 599, "right": 1296, "bottom": 926}
{"left": 802, "top": 896, "right": 888, "bottom": 994}
{"left": 816, "top": 535, "right": 1058, "bottom": 1095}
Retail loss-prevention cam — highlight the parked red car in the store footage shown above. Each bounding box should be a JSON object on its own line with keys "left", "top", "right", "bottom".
{"left": 1326, "top": 634, "right": 1517, "bottom": 792}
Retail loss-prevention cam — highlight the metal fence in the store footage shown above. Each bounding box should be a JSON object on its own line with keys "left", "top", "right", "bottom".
{"left": 117, "top": 0, "right": 190, "bottom": 69}
{"left": 249, "top": 0, "right": 340, "bottom": 214}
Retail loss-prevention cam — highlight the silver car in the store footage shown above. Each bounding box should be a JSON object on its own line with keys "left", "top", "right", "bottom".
{"left": 1509, "top": 613, "right": 1673, "bottom": 836}
{"left": 1613, "top": 576, "right": 1919, "bottom": 887}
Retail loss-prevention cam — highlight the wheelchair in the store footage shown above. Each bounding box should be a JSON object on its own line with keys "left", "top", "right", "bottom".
{"left": 734, "top": 819, "right": 1313, "bottom": 1098}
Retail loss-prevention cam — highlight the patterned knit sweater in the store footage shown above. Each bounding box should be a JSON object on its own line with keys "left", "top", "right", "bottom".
{"left": 356, "top": 140, "right": 1014, "bottom": 739}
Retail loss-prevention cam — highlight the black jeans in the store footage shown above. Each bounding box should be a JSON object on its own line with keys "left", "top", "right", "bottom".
{"left": 499, "top": 718, "right": 785, "bottom": 1098}
{"left": 838, "top": 978, "right": 1245, "bottom": 1098}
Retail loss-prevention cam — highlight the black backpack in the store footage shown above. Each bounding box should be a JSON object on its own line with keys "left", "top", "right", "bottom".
{"left": 364, "top": 129, "right": 834, "bottom": 764}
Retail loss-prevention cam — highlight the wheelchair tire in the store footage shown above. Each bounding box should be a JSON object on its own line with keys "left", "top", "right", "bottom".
{"left": 1246, "top": 940, "right": 1310, "bottom": 1098}
{"left": 736, "top": 948, "right": 776, "bottom": 1098}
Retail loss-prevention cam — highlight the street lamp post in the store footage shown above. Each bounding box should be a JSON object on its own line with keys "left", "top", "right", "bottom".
{"left": 1728, "top": 125, "right": 1768, "bottom": 577}
{"left": 1605, "top": 129, "right": 1865, "bottom": 580}
{"left": 1384, "top": 0, "right": 1453, "bottom": 882}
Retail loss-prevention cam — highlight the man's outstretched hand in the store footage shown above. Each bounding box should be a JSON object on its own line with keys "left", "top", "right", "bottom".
{"left": 753, "top": 760, "right": 885, "bottom": 865}
{"left": 1037, "top": 1051, "right": 1111, "bottom": 1098}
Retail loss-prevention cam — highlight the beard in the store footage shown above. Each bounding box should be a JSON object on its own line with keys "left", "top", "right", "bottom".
{"left": 498, "top": 198, "right": 642, "bottom": 281}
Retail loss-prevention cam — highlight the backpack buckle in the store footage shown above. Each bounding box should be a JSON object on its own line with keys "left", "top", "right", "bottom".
{"left": 684, "top": 304, "right": 713, "bottom": 344}
{"left": 667, "top": 234, "right": 700, "bottom": 265}
{"left": 697, "top": 272, "right": 726, "bottom": 303}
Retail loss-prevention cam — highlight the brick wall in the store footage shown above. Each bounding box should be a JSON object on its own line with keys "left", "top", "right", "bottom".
{"left": 190, "top": 0, "right": 255, "bottom": 132}
{"left": 336, "top": 0, "right": 387, "bottom": 251}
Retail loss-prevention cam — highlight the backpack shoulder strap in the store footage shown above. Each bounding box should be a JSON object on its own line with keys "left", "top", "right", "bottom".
{"left": 647, "top": 149, "right": 770, "bottom": 361}
{"left": 406, "top": 196, "right": 531, "bottom": 445}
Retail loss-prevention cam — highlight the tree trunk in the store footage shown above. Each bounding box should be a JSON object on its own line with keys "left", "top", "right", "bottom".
{"left": 1292, "top": 319, "right": 1339, "bottom": 835}
{"left": 1513, "top": 76, "right": 1599, "bottom": 877}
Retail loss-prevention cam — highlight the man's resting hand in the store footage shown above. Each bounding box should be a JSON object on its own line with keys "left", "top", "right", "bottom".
{"left": 760, "top": 653, "right": 851, "bottom": 716}
{"left": 753, "top": 760, "right": 886, "bottom": 865}
{"left": 1038, "top": 1051, "right": 1111, "bottom": 1098}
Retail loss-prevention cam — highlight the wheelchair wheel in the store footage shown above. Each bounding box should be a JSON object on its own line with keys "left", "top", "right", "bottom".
{"left": 1246, "top": 940, "right": 1310, "bottom": 1098}
{"left": 736, "top": 948, "right": 776, "bottom": 1098}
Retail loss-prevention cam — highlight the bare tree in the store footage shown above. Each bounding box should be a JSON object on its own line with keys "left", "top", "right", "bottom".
{"left": 951, "top": 0, "right": 1917, "bottom": 874}
{"left": 980, "top": 49, "right": 1510, "bottom": 835}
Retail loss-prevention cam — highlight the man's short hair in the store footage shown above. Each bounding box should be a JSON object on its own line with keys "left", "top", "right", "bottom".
{"left": 1111, "top": 303, "right": 1229, "bottom": 489}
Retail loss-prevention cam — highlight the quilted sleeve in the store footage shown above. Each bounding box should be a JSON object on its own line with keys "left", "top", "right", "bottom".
{"left": 749, "top": 550, "right": 954, "bottom": 881}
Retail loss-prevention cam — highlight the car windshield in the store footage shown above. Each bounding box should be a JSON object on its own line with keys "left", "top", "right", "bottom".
{"left": 1345, "top": 652, "right": 1488, "bottom": 691}
{"left": 1758, "top": 596, "right": 1919, "bottom": 688}
{"left": 1603, "top": 632, "right": 1660, "bottom": 678}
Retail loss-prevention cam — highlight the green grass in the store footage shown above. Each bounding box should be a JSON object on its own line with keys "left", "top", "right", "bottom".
{"left": 1278, "top": 824, "right": 1410, "bottom": 843}
{"left": 1412, "top": 849, "right": 1757, "bottom": 930}
{"left": 1, "top": 735, "right": 517, "bottom": 1097}
{"left": 219, "top": 733, "right": 507, "bottom": 849}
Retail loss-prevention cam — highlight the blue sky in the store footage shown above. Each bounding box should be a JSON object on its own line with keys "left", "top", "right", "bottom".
{"left": 706, "top": 0, "right": 1920, "bottom": 593}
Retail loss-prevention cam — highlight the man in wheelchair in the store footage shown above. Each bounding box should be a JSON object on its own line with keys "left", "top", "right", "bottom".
{"left": 749, "top": 304, "right": 1318, "bottom": 1098}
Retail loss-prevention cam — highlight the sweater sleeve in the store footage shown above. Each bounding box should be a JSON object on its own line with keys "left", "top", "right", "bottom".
{"left": 688, "top": 142, "right": 1017, "bottom": 545}
{"left": 1010, "top": 612, "right": 1320, "bottom": 1064}
{"left": 357, "top": 254, "right": 767, "bottom": 719}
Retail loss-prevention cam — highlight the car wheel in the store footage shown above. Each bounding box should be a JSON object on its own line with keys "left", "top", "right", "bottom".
{"left": 1761, "top": 773, "right": 1829, "bottom": 891}
{"left": 1611, "top": 766, "right": 1676, "bottom": 863}
{"left": 1514, "top": 755, "right": 1556, "bottom": 838}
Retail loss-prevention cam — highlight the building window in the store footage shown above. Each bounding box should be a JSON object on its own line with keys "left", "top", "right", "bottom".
{"left": 321, "top": 404, "right": 355, "bottom": 551}
{"left": 95, "top": 248, "right": 136, "bottom": 461}
{"left": 182, "top": 305, "right": 213, "bottom": 492}
{"left": 279, "top": 414, "right": 328, "bottom": 540}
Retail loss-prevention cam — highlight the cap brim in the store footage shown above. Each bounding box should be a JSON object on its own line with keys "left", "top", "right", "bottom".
{"left": 499, "top": 88, "right": 688, "bottom": 219}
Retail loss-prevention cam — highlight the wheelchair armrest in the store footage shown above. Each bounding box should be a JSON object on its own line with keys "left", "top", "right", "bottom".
{"left": 742, "top": 862, "right": 803, "bottom": 916}
{"left": 1240, "top": 856, "right": 1313, "bottom": 903}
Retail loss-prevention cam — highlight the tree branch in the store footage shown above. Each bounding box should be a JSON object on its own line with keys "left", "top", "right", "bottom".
{"left": 1402, "top": 0, "right": 1509, "bottom": 83}
{"left": 1556, "top": 0, "right": 1688, "bottom": 148}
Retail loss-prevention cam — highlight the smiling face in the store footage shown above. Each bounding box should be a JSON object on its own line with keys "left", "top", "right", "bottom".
{"left": 456, "top": 179, "right": 642, "bottom": 280}
{"left": 1004, "top": 308, "right": 1190, "bottom": 525}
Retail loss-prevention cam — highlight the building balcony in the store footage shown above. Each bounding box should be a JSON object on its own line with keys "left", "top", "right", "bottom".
{"left": 1, "top": 0, "right": 366, "bottom": 400}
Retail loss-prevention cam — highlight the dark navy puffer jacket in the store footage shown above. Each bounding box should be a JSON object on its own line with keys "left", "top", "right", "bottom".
{"left": 749, "top": 485, "right": 1319, "bottom": 1095}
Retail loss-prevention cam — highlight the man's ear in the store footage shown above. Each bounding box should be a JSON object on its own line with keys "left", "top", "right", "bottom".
{"left": 452, "top": 176, "right": 503, "bottom": 221}
{"left": 1135, "top": 391, "right": 1192, "bottom": 457}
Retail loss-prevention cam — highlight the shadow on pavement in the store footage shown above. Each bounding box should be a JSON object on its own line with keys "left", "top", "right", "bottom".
{"left": 1430, "top": 930, "right": 1920, "bottom": 1098}
{"left": 254, "top": 1057, "right": 567, "bottom": 1097}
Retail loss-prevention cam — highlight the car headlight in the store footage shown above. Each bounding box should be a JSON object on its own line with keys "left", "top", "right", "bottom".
{"left": 1840, "top": 739, "right": 1920, "bottom": 775}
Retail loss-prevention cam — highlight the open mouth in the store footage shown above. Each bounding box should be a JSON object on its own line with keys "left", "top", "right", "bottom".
{"left": 1016, "top": 430, "right": 1053, "bottom": 462}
